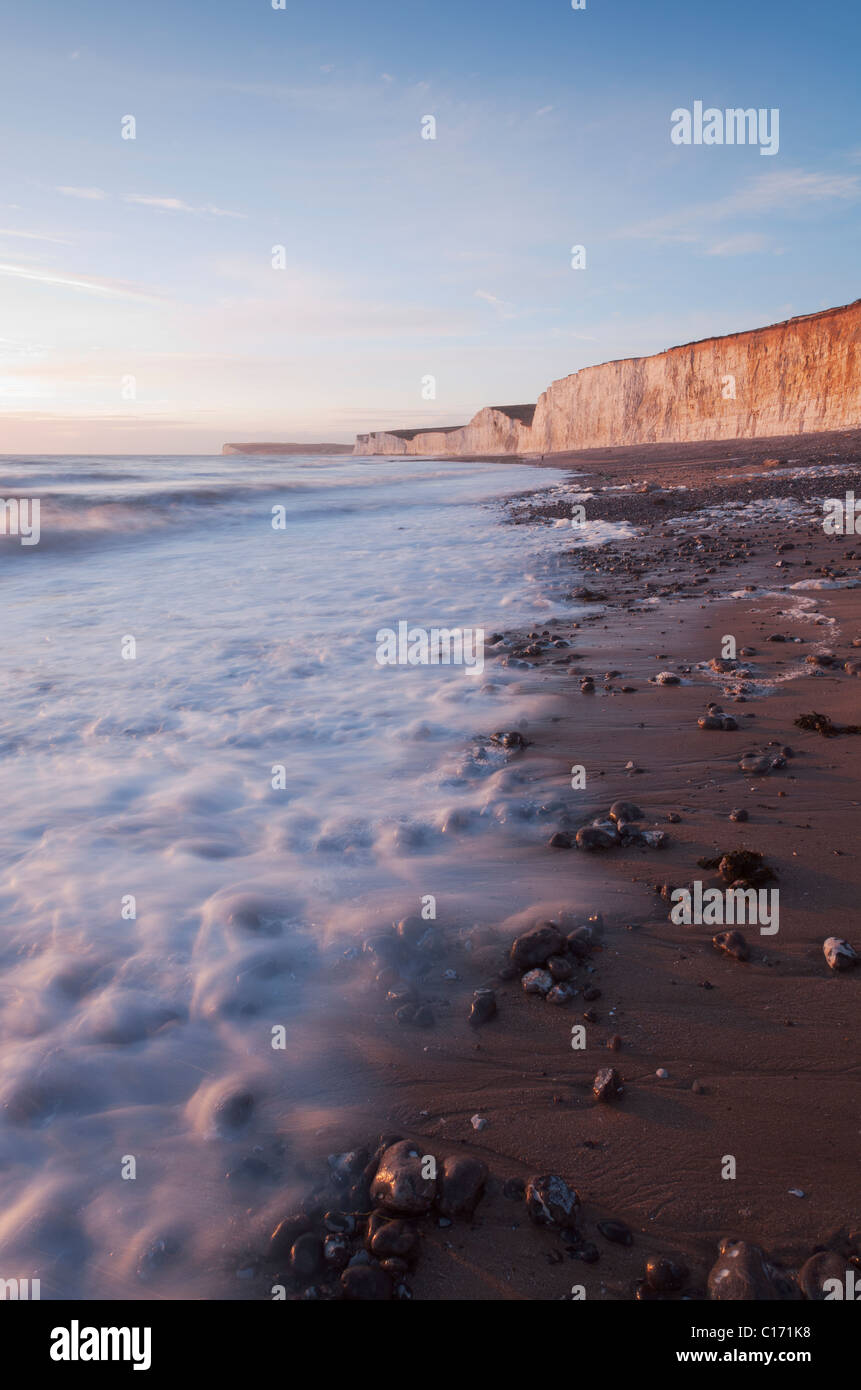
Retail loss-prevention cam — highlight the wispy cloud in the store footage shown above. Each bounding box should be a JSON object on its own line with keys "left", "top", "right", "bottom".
{"left": 57, "top": 186, "right": 108, "bottom": 201}
{"left": 0, "top": 227, "right": 70, "bottom": 244}
{"left": 0, "top": 261, "right": 165, "bottom": 300}
{"left": 125, "top": 194, "right": 245, "bottom": 218}
{"left": 706, "top": 232, "right": 771, "bottom": 256}
{"left": 475, "top": 289, "right": 515, "bottom": 317}
{"left": 620, "top": 167, "right": 860, "bottom": 252}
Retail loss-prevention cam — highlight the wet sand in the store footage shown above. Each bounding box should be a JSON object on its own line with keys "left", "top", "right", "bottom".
{"left": 262, "top": 429, "right": 861, "bottom": 1301}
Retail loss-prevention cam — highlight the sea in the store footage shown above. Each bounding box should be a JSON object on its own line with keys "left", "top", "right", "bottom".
{"left": 0, "top": 451, "right": 627, "bottom": 1297}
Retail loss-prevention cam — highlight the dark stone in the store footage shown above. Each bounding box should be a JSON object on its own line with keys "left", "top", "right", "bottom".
{"left": 713, "top": 929, "right": 750, "bottom": 962}
{"left": 569, "top": 1240, "right": 599, "bottom": 1263}
{"left": 269, "top": 1212, "right": 311, "bottom": 1260}
{"left": 548, "top": 831, "right": 573, "bottom": 849}
{"left": 437, "top": 1155, "right": 488, "bottom": 1218}
{"left": 609, "top": 800, "right": 643, "bottom": 823}
{"left": 522, "top": 967, "right": 554, "bottom": 995}
{"left": 823, "top": 936, "right": 859, "bottom": 971}
{"left": 290, "top": 1232, "right": 324, "bottom": 1279}
{"left": 645, "top": 1256, "right": 688, "bottom": 1292}
{"left": 593, "top": 1066, "right": 622, "bottom": 1101}
{"left": 707, "top": 1239, "right": 785, "bottom": 1300}
{"left": 215, "top": 1090, "right": 254, "bottom": 1132}
{"left": 469, "top": 988, "right": 497, "bottom": 1026}
{"left": 798, "top": 1250, "right": 850, "bottom": 1300}
{"left": 576, "top": 826, "right": 617, "bottom": 851}
{"left": 717, "top": 850, "right": 776, "bottom": 886}
{"left": 368, "top": 1214, "right": 420, "bottom": 1260}
{"left": 729, "top": 808, "right": 748, "bottom": 822}
{"left": 322, "top": 1234, "right": 350, "bottom": 1269}
{"left": 566, "top": 928, "right": 596, "bottom": 959}
{"left": 371, "top": 1141, "right": 437, "bottom": 1215}
{"left": 598, "top": 1220, "right": 632, "bottom": 1246}
{"left": 547, "top": 983, "right": 577, "bottom": 1005}
{"left": 323, "top": 1210, "right": 356, "bottom": 1235}
{"left": 525, "top": 1174, "right": 581, "bottom": 1229}
{"left": 396, "top": 915, "right": 427, "bottom": 945}
{"left": 547, "top": 955, "right": 574, "bottom": 981}
{"left": 510, "top": 921, "right": 564, "bottom": 969}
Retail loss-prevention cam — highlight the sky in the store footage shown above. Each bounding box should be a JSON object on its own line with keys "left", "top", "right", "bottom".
{"left": 1, "top": 0, "right": 859, "bottom": 454}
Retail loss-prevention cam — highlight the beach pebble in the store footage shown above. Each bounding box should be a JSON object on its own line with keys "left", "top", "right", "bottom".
{"left": 699, "top": 713, "right": 738, "bottom": 730}
{"left": 798, "top": 1250, "right": 850, "bottom": 1300}
{"left": 598, "top": 1219, "right": 633, "bottom": 1246}
{"left": 368, "top": 1215, "right": 420, "bottom": 1260}
{"left": 645, "top": 1256, "right": 688, "bottom": 1293}
{"left": 547, "top": 983, "right": 577, "bottom": 1006}
{"left": 609, "top": 800, "right": 643, "bottom": 822}
{"left": 547, "top": 954, "right": 574, "bottom": 981}
{"left": 576, "top": 826, "right": 616, "bottom": 851}
{"left": 592, "top": 1066, "right": 622, "bottom": 1102}
{"left": 717, "top": 849, "right": 774, "bottom": 885}
{"left": 656, "top": 1068, "right": 669, "bottom": 1079}
{"left": 269, "top": 1212, "right": 311, "bottom": 1259}
{"left": 396, "top": 915, "right": 427, "bottom": 946}
{"left": 713, "top": 930, "right": 750, "bottom": 962}
{"left": 654, "top": 671, "right": 680, "bottom": 684}
{"left": 490, "top": 729, "right": 528, "bottom": 750}
{"left": 548, "top": 830, "right": 573, "bottom": 848}
{"left": 510, "top": 921, "right": 563, "bottom": 969}
{"left": 323, "top": 1210, "right": 356, "bottom": 1235}
{"left": 437, "top": 1155, "right": 488, "bottom": 1218}
{"left": 371, "top": 1141, "right": 437, "bottom": 1216}
{"left": 469, "top": 988, "right": 498, "bottom": 1026}
{"left": 522, "top": 968, "right": 554, "bottom": 996}
{"left": 729, "top": 807, "right": 748, "bottom": 822}
{"left": 823, "top": 936, "right": 859, "bottom": 971}
{"left": 739, "top": 750, "right": 782, "bottom": 774}
{"left": 525, "top": 1174, "right": 581, "bottom": 1229}
{"left": 641, "top": 829, "right": 668, "bottom": 849}
{"left": 290, "top": 1233, "right": 324, "bottom": 1279}
{"left": 707, "top": 1239, "right": 785, "bottom": 1300}
{"left": 322, "top": 1234, "right": 350, "bottom": 1269}
{"left": 471, "top": 1114, "right": 488, "bottom": 1131}
{"left": 567, "top": 926, "right": 598, "bottom": 957}
{"left": 580, "top": 677, "right": 595, "bottom": 693}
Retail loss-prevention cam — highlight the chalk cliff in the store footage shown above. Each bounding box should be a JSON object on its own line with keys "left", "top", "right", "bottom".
{"left": 353, "top": 299, "right": 861, "bottom": 456}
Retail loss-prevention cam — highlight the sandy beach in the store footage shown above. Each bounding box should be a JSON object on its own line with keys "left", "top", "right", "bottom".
{"left": 261, "top": 428, "right": 861, "bottom": 1302}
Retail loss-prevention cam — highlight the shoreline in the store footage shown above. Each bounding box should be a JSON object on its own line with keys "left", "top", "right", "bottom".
{"left": 263, "top": 428, "right": 860, "bottom": 1301}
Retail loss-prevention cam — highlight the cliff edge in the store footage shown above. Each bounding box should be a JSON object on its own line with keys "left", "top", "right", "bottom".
{"left": 353, "top": 299, "right": 861, "bottom": 456}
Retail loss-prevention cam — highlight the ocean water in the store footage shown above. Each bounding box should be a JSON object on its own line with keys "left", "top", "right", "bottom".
{"left": 0, "top": 451, "right": 620, "bottom": 1298}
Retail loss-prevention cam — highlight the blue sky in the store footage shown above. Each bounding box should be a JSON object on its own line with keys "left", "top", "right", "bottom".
{"left": 1, "top": 0, "right": 859, "bottom": 452}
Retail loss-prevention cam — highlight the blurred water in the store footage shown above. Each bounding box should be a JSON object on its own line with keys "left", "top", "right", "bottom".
{"left": 0, "top": 450, "right": 623, "bottom": 1298}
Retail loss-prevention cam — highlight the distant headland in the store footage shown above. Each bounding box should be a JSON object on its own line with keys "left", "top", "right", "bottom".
{"left": 221, "top": 442, "right": 353, "bottom": 456}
